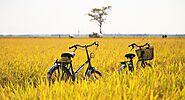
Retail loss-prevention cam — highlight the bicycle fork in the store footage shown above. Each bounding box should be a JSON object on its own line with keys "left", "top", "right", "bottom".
{"left": 85, "top": 65, "right": 96, "bottom": 77}
{"left": 140, "top": 50, "right": 145, "bottom": 68}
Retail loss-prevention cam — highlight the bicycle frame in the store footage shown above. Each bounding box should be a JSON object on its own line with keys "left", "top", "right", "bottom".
{"left": 119, "top": 43, "right": 152, "bottom": 73}
{"left": 67, "top": 41, "right": 99, "bottom": 79}
{"left": 47, "top": 41, "right": 101, "bottom": 84}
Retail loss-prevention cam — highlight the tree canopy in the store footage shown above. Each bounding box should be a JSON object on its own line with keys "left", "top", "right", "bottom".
{"left": 88, "top": 6, "right": 111, "bottom": 34}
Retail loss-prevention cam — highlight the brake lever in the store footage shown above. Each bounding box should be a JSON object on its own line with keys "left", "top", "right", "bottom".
{"left": 69, "top": 45, "right": 77, "bottom": 52}
{"left": 73, "top": 46, "right": 77, "bottom": 52}
{"left": 128, "top": 44, "right": 134, "bottom": 51}
{"left": 146, "top": 43, "right": 150, "bottom": 49}
{"left": 95, "top": 41, "right": 99, "bottom": 49}
{"left": 147, "top": 43, "right": 150, "bottom": 47}
{"left": 130, "top": 47, "right": 134, "bottom": 51}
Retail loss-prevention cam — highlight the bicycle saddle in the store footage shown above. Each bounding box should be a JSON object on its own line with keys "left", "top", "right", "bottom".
{"left": 125, "top": 53, "right": 135, "bottom": 59}
{"left": 61, "top": 52, "right": 75, "bottom": 58}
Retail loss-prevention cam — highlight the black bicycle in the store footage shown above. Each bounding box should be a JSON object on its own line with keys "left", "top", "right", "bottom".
{"left": 47, "top": 41, "right": 102, "bottom": 84}
{"left": 119, "top": 43, "right": 154, "bottom": 73}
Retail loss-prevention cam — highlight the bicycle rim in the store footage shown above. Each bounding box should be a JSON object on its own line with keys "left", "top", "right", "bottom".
{"left": 61, "top": 66, "right": 71, "bottom": 82}
{"left": 48, "top": 67, "right": 60, "bottom": 85}
{"left": 137, "top": 61, "right": 152, "bottom": 68}
{"left": 92, "top": 70, "right": 102, "bottom": 79}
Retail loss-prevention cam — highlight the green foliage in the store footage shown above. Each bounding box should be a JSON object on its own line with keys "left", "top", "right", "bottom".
{"left": 88, "top": 6, "right": 111, "bottom": 34}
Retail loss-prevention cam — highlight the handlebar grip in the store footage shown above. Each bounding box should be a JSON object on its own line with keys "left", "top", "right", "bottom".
{"left": 69, "top": 45, "right": 77, "bottom": 52}
{"left": 95, "top": 41, "right": 99, "bottom": 47}
{"left": 69, "top": 45, "right": 76, "bottom": 49}
{"left": 69, "top": 46, "right": 73, "bottom": 49}
{"left": 128, "top": 43, "right": 136, "bottom": 51}
{"left": 147, "top": 43, "right": 150, "bottom": 47}
{"left": 128, "top": 43, "right": 136, "bottom": 47}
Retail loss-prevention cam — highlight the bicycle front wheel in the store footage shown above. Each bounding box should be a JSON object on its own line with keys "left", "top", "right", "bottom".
{"left": 92, "top": 69, "right": 102, "bottom": 79}
{"left": 137, "top": 61, "right": 152, "bottom": 68}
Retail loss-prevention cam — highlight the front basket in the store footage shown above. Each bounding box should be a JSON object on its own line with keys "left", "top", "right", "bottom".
{"left": 135, "top": 47, "right": 154, "bottom": 61}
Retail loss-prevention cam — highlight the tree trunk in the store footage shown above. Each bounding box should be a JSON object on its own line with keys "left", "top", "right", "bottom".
{"left": 99, "top": 23, "right": 102, "bottom": 34}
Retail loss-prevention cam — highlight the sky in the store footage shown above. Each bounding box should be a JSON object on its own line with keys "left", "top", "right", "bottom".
{"left": 0, "top": 0, "right": 185, "bottom": 35}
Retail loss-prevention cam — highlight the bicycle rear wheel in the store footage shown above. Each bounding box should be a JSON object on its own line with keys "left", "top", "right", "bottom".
{"left": 47, "top": 65, "right": 71, "bottom": 85}
{"left": 61, "top": 66, "right": 71, "bottom": 81}
{"left": 118, "top": 62, "right": 127, "bottom": 74}
{"left": 47, "top": 64, "right": 60, "bottom": 85}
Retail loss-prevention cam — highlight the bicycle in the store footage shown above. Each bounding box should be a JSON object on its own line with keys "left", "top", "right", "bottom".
{"left": 47, "top": 41, "right": 102, "bottom": 84}
{"left": 119, "top": 43, "right": 154, "bottom": 73}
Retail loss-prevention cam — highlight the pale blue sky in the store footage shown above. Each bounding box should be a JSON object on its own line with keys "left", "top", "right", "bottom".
{"left": 0, "top": 0, "right": 185, "bottom": 34}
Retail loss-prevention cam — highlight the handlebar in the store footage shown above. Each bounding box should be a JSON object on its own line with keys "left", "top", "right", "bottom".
{"left": 69, "top": 41, "right": 99, "bottom": 52}
{"left": 128, "top": 43, "right": 150, "bottom": 51}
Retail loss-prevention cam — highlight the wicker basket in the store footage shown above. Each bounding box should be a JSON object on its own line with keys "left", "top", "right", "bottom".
{"left": 135, "top": 47, "right": 154, "bottom": 61}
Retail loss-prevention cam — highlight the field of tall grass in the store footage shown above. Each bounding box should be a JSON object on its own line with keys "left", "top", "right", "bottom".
{"left": 0, "top": 37, "right": 185, "bottom": 99}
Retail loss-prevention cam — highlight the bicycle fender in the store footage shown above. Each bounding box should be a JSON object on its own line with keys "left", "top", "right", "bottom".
{"left": 118, "top": 64, "right": 126, "bottom": 74}
{"left": 48, "top": 64, "right": 58, "bottom": 75}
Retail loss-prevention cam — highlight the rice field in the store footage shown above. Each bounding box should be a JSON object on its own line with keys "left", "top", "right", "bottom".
{"left": 0, "top": 37, "right": 185, "bottom": 100}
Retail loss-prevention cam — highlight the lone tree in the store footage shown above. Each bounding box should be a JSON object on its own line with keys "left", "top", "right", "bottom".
{"left": 88, "top": 6, "right": 111, "bottom": 34}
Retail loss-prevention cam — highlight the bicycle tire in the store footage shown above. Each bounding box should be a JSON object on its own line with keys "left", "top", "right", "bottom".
{"left": 92, "top": 70, "right": 102, "bottom": 79}
{"left": 136, "top": 61, "right": 152, "bottom": 68}
{"left": 144, "top": 62, "right": 152, "bottom": 67}
{"left": 48, "top": 65, "right": 71, "bottom": 85}
{"left": 61, "top": 66, "right": 71, "bottom": 81}
{"left": 47, "top": 64, "right": 59, "bottom": 85}
{"left": 118, "top": 62, "right": 127, "bottom": 74}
